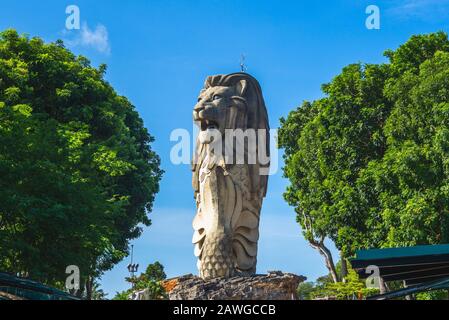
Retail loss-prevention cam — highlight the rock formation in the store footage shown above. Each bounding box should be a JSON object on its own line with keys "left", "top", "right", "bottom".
{"left": 162, "top": 272, "right": 305, "bottom": 300}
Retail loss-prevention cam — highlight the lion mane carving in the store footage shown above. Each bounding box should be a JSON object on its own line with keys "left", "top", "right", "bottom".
{"left": 192, "top": 73, "right": 270, "bottom": 279}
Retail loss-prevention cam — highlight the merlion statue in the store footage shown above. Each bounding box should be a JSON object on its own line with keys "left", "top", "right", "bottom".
{"left": 192, "top": 73, "right": 270, "bottom": 280}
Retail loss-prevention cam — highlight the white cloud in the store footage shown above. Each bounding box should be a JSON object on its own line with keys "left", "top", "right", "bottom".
{"left": 64, "top": 23, "right": 111, "bottom": 54}
{"left": 80, "top": 23, "right": 110, "bottom": 54}
{"left": 388, "top": 0, "right": 449, "bottom": 20}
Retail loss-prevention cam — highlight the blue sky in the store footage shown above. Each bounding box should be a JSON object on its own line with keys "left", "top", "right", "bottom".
{"left": 2, "top": 0, "right": 449, "bottom": 297}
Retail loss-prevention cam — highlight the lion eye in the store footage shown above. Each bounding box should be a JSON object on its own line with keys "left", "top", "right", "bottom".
{"left": 212, "top": 95, "right": 222, "bottom": 101}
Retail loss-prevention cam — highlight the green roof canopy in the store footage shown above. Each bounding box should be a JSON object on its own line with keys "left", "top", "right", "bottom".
{"left": 0, "top": 272, "right": 80, "bottom": 300}
{"left": 354, "top": 244, "right": 449, "bottom": 261}
{"left": 350, "top": 244, "right": 449, "bottom": 299}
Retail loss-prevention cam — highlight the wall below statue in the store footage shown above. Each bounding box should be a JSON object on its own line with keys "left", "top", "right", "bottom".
{"left": 155, "top": 272, "right": 306, "bottom": 300}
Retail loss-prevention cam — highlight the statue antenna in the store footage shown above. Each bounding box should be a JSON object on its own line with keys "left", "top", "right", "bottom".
{"left": 240, "top": 54, "right": 247, "bottom": 73}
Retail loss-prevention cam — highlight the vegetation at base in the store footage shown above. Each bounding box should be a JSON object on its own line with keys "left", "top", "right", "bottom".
{"left": 76, "top": 279, "right": 108, "bottom": 300}
{"left": 300, "top": 274, "right": 449, "bottom": 300}
{"left": 113, "top": 262, "right": 167, "bottom": 300}
{"left": 298, "top": 261, "right": 379, "bottom": 300}
{"left": 0, "top": 29, "right": 163, "bottom": 297}
{"left": 416, "top": 290, "right": 449, "bottom": 300}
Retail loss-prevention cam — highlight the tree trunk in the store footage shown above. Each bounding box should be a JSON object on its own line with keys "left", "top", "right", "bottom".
{"left": 340, "top": 251, "right": 348, "bottom": 282}
{"left": 85, "top": 277, "right": 93, "bottom": 300}
{"left": 309, "top": 240, "right": 339, "bottom": 283}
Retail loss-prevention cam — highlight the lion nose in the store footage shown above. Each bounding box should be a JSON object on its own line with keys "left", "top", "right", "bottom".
{"left": 194, "top": 103, "right": 205, "bottom": 113}
{"left": 193, "top": 104, "right": 204, "bottom": 120}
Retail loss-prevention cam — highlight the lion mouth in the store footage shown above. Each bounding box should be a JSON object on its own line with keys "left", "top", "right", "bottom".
{"left": 200, "top": 119, "right": 219, "bottom": 132}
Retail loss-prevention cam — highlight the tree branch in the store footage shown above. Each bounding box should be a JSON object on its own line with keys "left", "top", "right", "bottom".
{"left": 302, "top": 212, "right": 339, "bottom": 283}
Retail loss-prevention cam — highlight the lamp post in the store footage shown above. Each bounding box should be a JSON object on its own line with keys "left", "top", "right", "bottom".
{"left": 127, "top": 245, "right": 139, "bottom": 289}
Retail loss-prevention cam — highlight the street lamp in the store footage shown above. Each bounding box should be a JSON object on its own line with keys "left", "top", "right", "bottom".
{"left": 127, "top": 245, "right": 139, "bottom": 288}
{"left": 127, "top": 263, "right": 139, "bottom": 277}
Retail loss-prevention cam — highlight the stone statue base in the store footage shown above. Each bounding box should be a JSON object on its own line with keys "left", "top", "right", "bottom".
{"left": 161, "top": 272, "right": 306, "bottom": 300}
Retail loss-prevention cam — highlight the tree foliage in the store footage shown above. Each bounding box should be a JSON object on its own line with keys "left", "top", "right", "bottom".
{"left": 0, "top": 29, "right": 163, "bottom": 287}
{"left": 279, "top": 32, "right": 449, "bottom": 278}
{"left": 298, "top": 264, "right": 378, "bottom": 300}
{"left": 113, "top": 261, "right": 167, "bottom": 300}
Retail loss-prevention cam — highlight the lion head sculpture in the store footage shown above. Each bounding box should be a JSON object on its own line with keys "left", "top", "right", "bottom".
{"left": 192, "top": 73, "right": 270, "bottom": 279}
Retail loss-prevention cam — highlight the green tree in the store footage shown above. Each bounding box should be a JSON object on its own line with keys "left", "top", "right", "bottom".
{"left": 74, "top": 279, "right": 108, "bottom": 300}
{"left": 315, "top": 268, "right": 378, "bottom": 300}
{"left": 279, "top": 63, "right": 392, "bottom": 281}
{"left": 113, "top": 261, "right": 167, "bottom": 300}
{"left": 298, "top": 264, "right": 378, "bottom": 300}
{"left": 416, "top": 290, "right": 449, "bottom": 300}
{"left": 143, "top": 261, "right": 167, "bottom": 281}
{"left": 0, "top": 29, "right": 163, "bottom": 292}
{"left": 358, "top": 45, "right": 449, "bottom": 248}
{"left": 297, "top": 282, "right": 315, "bottom": 300}
{"left": 279, "top": 32, "right": 449, "bottom": 286}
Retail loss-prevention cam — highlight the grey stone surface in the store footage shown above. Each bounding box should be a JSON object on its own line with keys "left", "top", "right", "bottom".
{"left": 164, "top": 272, "right": 306, "bottom": 300}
